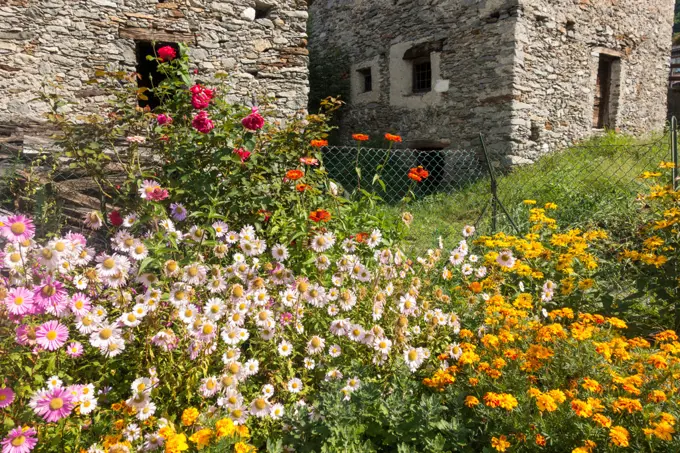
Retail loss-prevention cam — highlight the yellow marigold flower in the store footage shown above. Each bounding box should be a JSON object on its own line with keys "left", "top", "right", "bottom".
{"left": 189, "top": 429, "right": 213, "bottom": 450}
{"left": 654, "top": 330, "right": 679, "bottom": 342}
{"left": 659, "top": 161, "right": 676, "bottom": 169}
{"left": 648, "top": 353, "right": 669, "bottom": 369}
{"left": 181, "top": 407, "right": 200, "bottom": 426}
{"left": 592, "top": 414, "right": 612, "bottom": 428}
{"left": 215, "top": 418, "right": 235, "bottom": 438}
{"left": 481, "top": 334, "right": 500, "bottom": 349}
{"left": 571, "top": 399, "right": 593, "bottom": 418}
{"left": 464, "top": 395, "right": 480, "bottom": 407}
{"left": 609, "top": 426, "right": 630, "bottom": 447}
{"left": 571, "top": 440, "right": 597, "bottom": 453}
{"left": 581, "top": 378, "right": 602, "bottom": 393}
{"left": 544, "top": 202, "right": 558, "bottom": 210}
{"left": 612, "top": 397, "right": 643, "bottom": 414}
{"left": 484, "top": 392, "right": 518, "bottom": 411}
{"left": 535, "top": 393, "right": 557, "bottom": 412}
{"left": 468, "top": 377, "right": 479, "bottom": 387}
{"left": 641, "top": 171, "right": 663, "bottom": 179}
{"left": 113, "top": 419, "right": 125, "bottom": 431}
{"left": 234, "top": 442, "right": 257, "bottom": 453}
{"left": 491, "top": 435, "right": 511, "bottom": 452}
{"left": 166, "top": 433, "right": 189, "bottom": 453}
{"left": 235, "top": 425, "right": 250, "bottom": 438}
{"left": 578, "top": 279, "right": 595, "bottom": 290}
{"left": 523, "top": 199, "right": 537, "bottom": 205}
{"left": 644, "top": 421, "right": 676, "bottom": 441}
{"left": 458, "top": 351, "right": 480, "bottom": 365}
{"left": 548, "top": 389, "right": 566, "bottom": 403}
{"left": 647, "top": 390, "right": 667, "bottom": 403}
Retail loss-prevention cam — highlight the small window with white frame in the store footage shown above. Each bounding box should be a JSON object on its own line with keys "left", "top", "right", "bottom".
{"left": 357, "top": 68, "right": 372, "bottom": 93}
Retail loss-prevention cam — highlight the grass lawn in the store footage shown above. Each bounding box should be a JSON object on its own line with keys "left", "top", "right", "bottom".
{"left": 382, "top": 132, "right": 671, "bottom": 254}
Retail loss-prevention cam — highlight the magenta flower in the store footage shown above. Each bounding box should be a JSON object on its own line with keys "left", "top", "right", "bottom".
{"left": 241, "top": 106, "right": 265, "bottom": 131}
{"left": 33, "top": 277, "right": 67, "bottom": 316}
{"left": 70, "top": 293, "right": 92, "bottom": 317}
{"left": 1, "top": 426, "right": 38, "bottom": 453}
{"left": 31, "top": 387, "right": 74, "bottom": 422}
{"left": 35, "top": 320, "right": 69, "bottom": 351}
{"left": 0, "top": 215, "right": 35, "bottom": 243}
{"left": 157, "top": 113, "right": 172, "bottom": 125}
{"left": 0, "top": 387, "right": 15, "bottom": 408}
{"left": 190, "top": 84, "right": 214, "bottom": 109}
{"left": 66, "top": 342, "right": 84, "bottom": 358}
{"left": 234, "top": 148, "right": 251, "bottom": 163}
{"left": 192, "top": 110, "right": 215, "bottom": 134}
{"left": 4, "top": 287, "right": 34, "bottom": 317}
{"left": 15, "top": 325, "right": 36, "bottom": 346}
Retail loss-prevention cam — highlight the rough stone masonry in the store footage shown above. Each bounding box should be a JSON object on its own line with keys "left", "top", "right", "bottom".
{"left": 308, "top": 0, "right": 674, "bottom": 164}
{"left": 0, "top": 0, "right": 310, "bottom": 140}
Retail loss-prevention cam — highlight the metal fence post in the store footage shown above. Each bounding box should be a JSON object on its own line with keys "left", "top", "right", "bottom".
{"left": 673, "top": 117, "right": 679, "bottom": 190}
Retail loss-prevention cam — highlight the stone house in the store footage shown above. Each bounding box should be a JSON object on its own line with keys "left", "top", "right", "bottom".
{"left": 308, "top": 0, "right": 674, "bottom": 165}
{"left": 0, "top": 0, "right": 310, "bottom": 143}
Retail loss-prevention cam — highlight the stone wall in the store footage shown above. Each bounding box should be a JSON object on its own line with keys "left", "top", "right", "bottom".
{"left": 513, "top": 0, "right": 674, "bottom": 160}
{"left": 308, "top": 0, "right": 521, "bottom": 154}
{"left": 0, "top": 0, "right": 310, "bottom": 136}
{"left": 308, "top": 0, "right": 674, "bottom": 163}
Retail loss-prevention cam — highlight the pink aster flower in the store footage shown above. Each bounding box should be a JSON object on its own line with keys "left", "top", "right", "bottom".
{"left": 65, "top": 342, "right": 84, "bottom": 358}
{"left": 0, "top": 215, "right": 35, "bottom": 243}
{"left": 139, "top": 180, "right": 162, "bottom": 200}
{"left": 30, "top": 387, "right": 74, "bottom": 422}
{"left": 241, "top": 106, "right": 265, "bottom": 131}
{"left": 0, "top": 388, "right": 15, "bottom": 408}
{"left": 15, "top": 325, "right": 36, "bottom": 346}
{"left": 33, "top": 277, "right": 67, "bottom": 316}
{"left": 70, "top": 293, "right": 92, "bottom": 317}
{"left": 4, "top": 287, "right": 34, "bottom": 317}
{"left": 35, "top": 320, "right": 69, "bottom": 351}
{"left": 1, "top": 426, "right": 38, "bottom": 453}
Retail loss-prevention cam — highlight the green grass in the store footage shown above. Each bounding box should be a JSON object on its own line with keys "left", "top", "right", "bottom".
{"left": 383, "top": 132, "right": 671, "bottom": 254}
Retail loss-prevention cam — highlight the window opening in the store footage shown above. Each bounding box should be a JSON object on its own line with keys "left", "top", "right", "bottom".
{"left": 358, "top": 68, "right": 372, "bottom": 93}
{"left": 135, "top": 41, "right": 179, "bottom": 110}
{"left": 412, "top": 58, "right": 432, "bottom": 93}
{"left": 593, "top": 54, "right": 617, "bottom": 129}
{"left": 255, "top": 1, "right": 273, "bottom": 19}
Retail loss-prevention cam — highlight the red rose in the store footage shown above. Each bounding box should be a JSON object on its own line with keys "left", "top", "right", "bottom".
{"left": 192, "top": 111, "right": 215, "bottom": 134}
{"left": 234, "top": 148, "right": 251, "bottom": 162}
{"left": 157, "top": 46, "right": 177, "bottom": 62}
{"left": 108, "top": 210, "right": 123, "bottom": 227}
{"left": 241, "top": 107, "right": 265, "bottom": 131}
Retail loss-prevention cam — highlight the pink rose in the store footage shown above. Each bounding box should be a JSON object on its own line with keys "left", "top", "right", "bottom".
{"left": 241, "top": 106, "right": 265, "bottom": 131}
{"left": 190, "top": 85, "right": 214, "bottom": 109}
{"left": 192, "top": 110, "right": 214, "bottom": 134}
{"left": 157, "top": 114, "right": 172, "bottom": 125}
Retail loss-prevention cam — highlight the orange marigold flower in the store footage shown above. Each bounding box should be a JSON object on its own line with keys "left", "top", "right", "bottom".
{"left": 296, "top": 183, "right": 311, "bottom": 192}
{"left": 465, "top": 395, "right": 480, "bottom": 407}
{"left": 647, "top": 390, "right": 667, "bottom": 403}
{"left": 648, "top": 353, "right": 669, "bottom": 369}
{"left": 310, "top": 139, "right": 328, "bottom": 147}
{"left": 407, "top": 166, "right": 430, "bottom": 182}
{"left": 609, "top": 426, "right": 630, "bottom": 447}
{"left": 181, "top": 407, "right": 200, "bottom": 426}
{"left": 355, "top": 232, "right": 369, "bottom": 243}
{"left": 491, "top": 435, "right": 511, "bottom": 452}
{"left": 469, "top": 281, "right": 483, "bottom": 293}
{"left": 571, "top": 399, "right": 593, "bottom": 418}
{"left": 309, "top": 209, "right": 331, "bottom": 223}
{"left": 384, "top": 133, "right": 402, "bottom": 142}
{"left": 286, "top": 169, "right": 304, "bottom": 181}
{"left": 352, "top": 133, "right": 369, "bottom": 141}
{"left": 535, "top": 434, "right": 547, "bottom": 446}
{"left": 592, "top": 414, "right": 612, "bottom": 428}
{"left": 654, "top": 330, "right": 679, "bottom": 342}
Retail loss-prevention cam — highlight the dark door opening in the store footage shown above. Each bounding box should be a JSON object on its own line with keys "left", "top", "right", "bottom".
{"left": 135, "top": 41, "right": 180, "bottom": 110}
{"left": 416, "top": 147, "right": 445, "bottom": 196}
{"left": 593, "top": 55, "right": 615, "bottom": 129}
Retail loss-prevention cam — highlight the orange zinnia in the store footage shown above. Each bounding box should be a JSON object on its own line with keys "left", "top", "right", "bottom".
{"left": 296, "top": 183, "right": 311, "bottom": 192}
{"left": 286, "top": 169, "right": 304, "bottom": 181}
{"left": 355, "top": 232, "right": 369, "bottom": 243}
{"left": 309, "top": 209, "right": 331, "bottom": 222}
{"left": 407, "top": 166, "right": 430, "bottom": 182}
{"left": 310, "top": 139, "right": 328, "bottom": 148}
{"left": 384, "top": 133, "right": 402, "bottom": 143}
{"left": 352, "top": 133, "right": 369, "bottom": 141}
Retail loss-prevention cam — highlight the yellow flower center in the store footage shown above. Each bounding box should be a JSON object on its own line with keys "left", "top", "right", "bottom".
{"left": 202, "top": 325, "right": 214, "bottom": 335}
{"left": 41, "top": 248, "right": 53, "bottom": 259}
{"left": 75, "top": 300, "right": 84, "bottom": 309}
{"left": 137, "top": 383, "right": 146, "bottom": 392}
{"left": 9, "top": 253, "right": 20, "bottom": 263}
{"left": 11, "top": 435, "right": 26, "bottom": 446}
{"left": 258, "top": 312, "right": 268, "bottom": 321}
{"left": 135, "top": 246, "right": 145, "bottom": 254}
{"left": 54, "top": 242, "right": 66, "bottom": 252}
{"left": 49, "top": 397, "right": 64, "bottom": 410}
{"left": 99, "top": 328, "right": 113, "bottom": 340}
{"left": 167, "top": 261, "right": 178, "bottom": 272}
{"left": 311, "top": 337, "right": 321, "bottom": 348}
{"left": 408, "top": 350, "right": 418, "bottom": 361}
{"left": 103, "top": 258, "right": 115, "bottom": 269}
{"left": 127, "top": 314, "right": 137, "bottom": 323}
{"left": 46, "top": 330, "right": 58, "bottom": 341}
{"left": 42, "top": 285, "right": 56, "bottom": 297}
{"left": 10, "top": 222, "right": 26, "bottom": 235}
{"left": 228, "top": 363, "right": 240, "bottom": 374}
{"left": 14, "top": 296, "right": 23, "bottom": 306}
{"left": 254, "top": 398, "right": 267, "bottom": 410}
{"left": 188, "top": 267, "right": 199, "bottom": 277}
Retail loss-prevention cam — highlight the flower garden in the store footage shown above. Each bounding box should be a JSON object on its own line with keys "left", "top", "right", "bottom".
{"left": 1, "top": 47, "right": 680, "bottom": 453}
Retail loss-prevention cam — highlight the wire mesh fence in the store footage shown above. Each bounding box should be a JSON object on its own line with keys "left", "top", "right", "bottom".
{"left": 321, "top": 133, "right": 672, "bottom": 238}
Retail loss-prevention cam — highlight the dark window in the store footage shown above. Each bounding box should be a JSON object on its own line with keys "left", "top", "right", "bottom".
{"left": 255, "top": 2, "right": 273, "bottom": 19}
{"left": 358, "top": 68, "right": 372, "bottom": 92}
{"left": 412, "top": 58, "right": 432, "bottom": 93}
{"left": 158, "top": 0, "right": 167, "bottom": 3}
{"left": 593, "top": 54, "right": 617, "bottom": 129}
{"left": 135, "top": 41, "right": 179, "bottom": 110}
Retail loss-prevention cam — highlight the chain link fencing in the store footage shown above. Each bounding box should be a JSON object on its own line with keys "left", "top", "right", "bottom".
{"left": 321, "top": 132, "right": 672, "bottom": 239}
